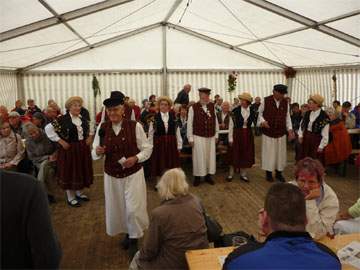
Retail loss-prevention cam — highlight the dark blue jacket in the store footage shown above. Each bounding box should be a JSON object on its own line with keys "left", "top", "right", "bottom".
{"left": 224, "top": 231, "right": 340, "bottom": 270}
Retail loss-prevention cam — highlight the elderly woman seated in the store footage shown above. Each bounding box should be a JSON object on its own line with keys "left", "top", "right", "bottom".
{"left": 291, "top": 157, "right": 339, "bottom": 239}
{"left": 0, "top": 121, "right": 25, "bottom": 171}
{"left": 130, "top": 168, "right": 208, "bottom": 270}
{"left": 25, "top": 123, "right": 57, "bottom": 203}
{"left": 32, "top": 112, "right": 48, "bottom": 130}
{"left": 324, "top": 107, "right": 352, "bottom": 169}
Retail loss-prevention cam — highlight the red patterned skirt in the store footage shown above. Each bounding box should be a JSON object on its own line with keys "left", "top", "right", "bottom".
{"left": 150, "top": 135, "right": 180, "bottom": 177}
{"left": 56, "top": 140, "right": 94, "bottom": 190}
{"left": 229, "top": 128, "right": 255, "bottom": 170}
{"left": 298, "top": 130, "right": 324, "bottom": 163}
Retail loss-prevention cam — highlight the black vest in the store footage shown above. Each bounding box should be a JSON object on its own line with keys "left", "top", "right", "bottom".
{"left": 232, "top": 106, "right": 255, "bottom": 129}
{"left": 54, "top": 113, "right": 90, "bottom": 142}
{"left": 153, "top": 112, "right": 176, "bottom": 136}
{"left": 301, "top": 110, "right": 329, "bottom": 134}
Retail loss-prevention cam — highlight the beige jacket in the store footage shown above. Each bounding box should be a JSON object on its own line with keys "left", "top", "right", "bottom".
{"left": 290, "top": 181, "right": 339, "bottom": 240}
{"left": 138, "top": 194, "right": 209, "bottom": 270}
{"left": 0, "top": 132, "right": 25, "bottom": 166}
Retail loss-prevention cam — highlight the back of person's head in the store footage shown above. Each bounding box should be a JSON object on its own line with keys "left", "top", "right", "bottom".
{"left": 342, "top": 101, "right": 352, "bottom": 109}
{"left": 156, "top": 168, "right": 189, "bottom": 201}
{"left": 264, "top": 183, "right": 306, "bottom": 232}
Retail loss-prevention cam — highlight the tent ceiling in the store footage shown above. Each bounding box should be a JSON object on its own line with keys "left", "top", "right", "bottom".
{"left": 0, "top": 0, "right": 359, "bottom": 71}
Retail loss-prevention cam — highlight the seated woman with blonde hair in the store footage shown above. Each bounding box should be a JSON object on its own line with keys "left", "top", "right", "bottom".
{"left": 130, "top": 168, "right": 208, "bottom": 270}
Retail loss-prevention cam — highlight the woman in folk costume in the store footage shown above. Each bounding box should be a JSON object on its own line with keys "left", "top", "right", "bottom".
{"left": 148, "top": 96, "right": 182, "bottom": 178}
{"left": 227, "top": 92, "right": 255, "bottom": 182}
{"left": 298, "top": 94, "right": 329, "bottom": 163}
{"left": 92, "top": 91, "right": 152, "bottom": 258}
{"left": 45, "top": 96, "right": 94, "bottom": 207}
{"left": 324, "top": 107, "right": 352, "bottom": 167}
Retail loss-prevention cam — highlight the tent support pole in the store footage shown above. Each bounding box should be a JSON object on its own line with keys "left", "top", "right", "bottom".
{"left": 16, "top": 72, "right": 25, "bottom": 102}
{"left": 162, "top": 23, "right": 168, "bottom": 96}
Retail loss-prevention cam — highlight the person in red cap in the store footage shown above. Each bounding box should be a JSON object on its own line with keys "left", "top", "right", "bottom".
{"left": 187, "top": 87, "right": 219, "bottom": 186}
{"left": 257, "top": 84, "right": 295, "bottom": 182}
{"left": 92, "top": 91, "right": 152, "bottom": 259}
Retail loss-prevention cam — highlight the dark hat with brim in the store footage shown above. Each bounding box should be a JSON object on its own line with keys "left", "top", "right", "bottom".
{"left": 103, "top": 91, "right": 125, "bottom": 107}
{"left": 273, "top": 84, "right": 288, "bottom": 94}
{"left": 198, "top": 87, "right": 211, "bottom": 94}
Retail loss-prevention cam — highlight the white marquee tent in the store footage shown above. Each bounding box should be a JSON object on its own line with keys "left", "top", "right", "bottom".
{"left": 0, "top": 0, "right": 359, "bottom": 116}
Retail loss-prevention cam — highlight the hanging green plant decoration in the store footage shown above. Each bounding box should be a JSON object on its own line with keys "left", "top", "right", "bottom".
{"left": 92, "top": 75, "right": 101, "bottom": 98}
{"left": 228, "top": 71, "right": 238, "bottom": 93}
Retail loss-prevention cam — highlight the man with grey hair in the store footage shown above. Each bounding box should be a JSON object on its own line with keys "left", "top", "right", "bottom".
{"left": 92, "top": 91, "right": 152, "bottom": 258}
{"left": 174, "top": 84, "right": 191, "bottom": 106}
{"left": 8, "top": 111, "right": 26, "bottom": 138}
{"left": 25, "top": 123, "right": 57, "bottom": 203}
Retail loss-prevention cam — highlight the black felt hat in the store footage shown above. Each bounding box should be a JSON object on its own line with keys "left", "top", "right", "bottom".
{"left": 273, "top": 84, "right": 288, "bottom": 94}
{"left": 103, "top": 91, "right": 125, "bottom": 107}
{"left": 198, "top": 87, "right": 211, "bottom": 94}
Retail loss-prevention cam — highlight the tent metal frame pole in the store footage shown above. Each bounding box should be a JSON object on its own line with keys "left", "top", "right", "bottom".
{"left": 0, "top": 0, "right": 134, "bottom": 42}
{"left": 16, "top": 71, "right": 25, "bottom": 102}
{"left": 163, "top": 0, "right": 183, "bottom": 22}
{"left": 236, "top": 10, "right": 360, "bottom": 47}
{"left": 38, "top": 0, "right": 91, "bottom": 46}
{"left": 20, "top": 23, "right": 161, "bottom": 72}
{"left": 242, "top": 0, "right": 360, "bottom": 47}
{"left": 167, "top": 22, "right": 286, "bottom": 68}
{"left": 162, "top": 23, "right": 168, "bottom": 96}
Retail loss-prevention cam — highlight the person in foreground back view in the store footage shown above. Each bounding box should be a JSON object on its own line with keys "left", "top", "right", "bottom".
{"left": 223, "top": 183, "right": 340, "bottom": 270}
{"left": 1, "top": 170, "right": 61, "bottom": 269}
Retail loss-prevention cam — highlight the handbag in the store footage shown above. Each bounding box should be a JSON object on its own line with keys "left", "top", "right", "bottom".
{"left": 203, "top": 212, "right": 223, "bottom": 243}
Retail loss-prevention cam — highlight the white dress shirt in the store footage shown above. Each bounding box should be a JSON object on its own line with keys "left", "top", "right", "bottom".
{"left": 92, "top": 121, "right": 153, "bottom": 163}
{"left": 257, "top": 97, "right": 292, "bottom": 131}
{"left": 298, "top": 109, "right": 329, "bottom": 150}
{"left": 241, "top": 107, "right": 250, "bottom": 128}
{"left": 187, "top": 104, "right": 219, "bottom": 142}
{"left": 45, "top": 113, "right": 85, "bottom": 142}
{"left": 228, "top": 106, "right": 250, "bottom": 143}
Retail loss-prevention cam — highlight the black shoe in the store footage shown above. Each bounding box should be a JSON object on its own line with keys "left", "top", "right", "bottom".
{"left": 266, "top": 171, "right": 274, "bottom": 182}
{"left": 193, "top": 176, "right": 201, "bottom": 187}
{"left": 205, "top": 174, "right": 215, "bottom": 185}
{"left": 275, "top": 170, "right": 286, "bottom": 182}
{"left": 76, "top": 193, "right": 90, "bottom": 202}
{"left": 67, "top": 198, "right": 81, "bottom": 207}
{"left": 240, "top": 176, "right": 250, "bottom": 183}
{"left": 128, "top": 239, "right": 138, "bottom": 259}
{"left": 226, "top": 175, "right": 233, "bottom": 182}
{"left": 48, "top": 194, "right": 56, "bottom": 204}
{"left": 120, "top": 234, "right": 130, "bottom": 250}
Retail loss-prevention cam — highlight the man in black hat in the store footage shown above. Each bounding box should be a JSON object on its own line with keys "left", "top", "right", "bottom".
{"left": 257, "top": 84, "right": 295, "bottom": 182}
{"left": 187, "top": 87, "right": 219, "bottom": 186}
{"left": 92, "top": 91, "right": 153, "bottom": 258}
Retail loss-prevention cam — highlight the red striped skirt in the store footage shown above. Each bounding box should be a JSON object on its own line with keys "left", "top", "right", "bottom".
{"left": 150, "top": 135, "right": 180, "bottom": 177}
{"left": 56, "top": 140, "right": 93, "bottom": 190}
{"left": 229, "top": 128, "right": 255, "bottom": 170}
{"left": 298, "top": 130, "right": 324, "bottom": 163}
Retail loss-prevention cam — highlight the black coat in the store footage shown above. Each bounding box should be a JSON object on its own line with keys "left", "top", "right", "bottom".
{"left": 1, "top": 171, "right": 61, "bottom": 269}
{"left": 174, "top": 89, "right": 189, "bottom": 105}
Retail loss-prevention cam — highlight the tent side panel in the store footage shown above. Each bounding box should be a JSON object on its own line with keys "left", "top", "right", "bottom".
{"left": 292, "top": 67, "right": 360, "bottom": 106}
{"left": 21, "top": 67, "right": 359, "bottom": 118}
{"left": 168, "top": 70, "right": 286, "bottom": 102}
{"left": 22, "top": 71, "right": 163, "bottom": 118}
{"left": 0, "top": 71, "right": 18, "bottom": 109}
